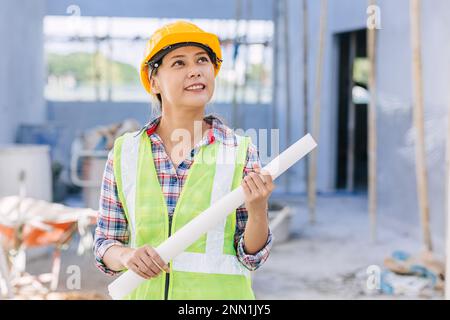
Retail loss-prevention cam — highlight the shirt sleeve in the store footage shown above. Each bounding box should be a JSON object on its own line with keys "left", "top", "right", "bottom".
{"left": 93, "top": 149, "right": 130, "bottom": 276}
{"left": 234, "top": 140, "right": 274, "bottom": 271}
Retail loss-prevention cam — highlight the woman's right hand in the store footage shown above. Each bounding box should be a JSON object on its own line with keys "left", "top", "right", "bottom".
{"left": 119, "top": 245, "right": 170, "bottom": 279}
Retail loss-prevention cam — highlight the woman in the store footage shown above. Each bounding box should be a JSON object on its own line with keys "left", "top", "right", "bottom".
{"left": 94, "top": 21, "right": 274, "bottom": 300}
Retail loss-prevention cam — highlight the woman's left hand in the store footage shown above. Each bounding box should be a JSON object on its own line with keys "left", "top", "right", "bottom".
{"left": 242, "top": 163, "right": 275, "bottom": 218}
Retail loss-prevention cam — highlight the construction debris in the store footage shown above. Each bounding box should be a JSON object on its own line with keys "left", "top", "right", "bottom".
{"left": 381, "top": 250, "right": 444, "bottom": 297}
{"left": 0, "top": 196, "right": 97, "bottom": 299}
{"left": 71, "top": 119, "right": 141, "bottom": 209}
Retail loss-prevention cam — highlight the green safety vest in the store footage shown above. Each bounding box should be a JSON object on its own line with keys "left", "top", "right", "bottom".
{"left": 113, "top": 130, "right": 255, "bottom": 300}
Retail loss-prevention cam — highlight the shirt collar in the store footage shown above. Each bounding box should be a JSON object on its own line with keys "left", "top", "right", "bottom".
{"left": 140, "top": 114, "right": 237, "bottom": 147}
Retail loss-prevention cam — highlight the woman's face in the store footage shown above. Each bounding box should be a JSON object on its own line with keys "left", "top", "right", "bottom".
{"left": 150, "top": 45, "right": 215, "bottom": 110}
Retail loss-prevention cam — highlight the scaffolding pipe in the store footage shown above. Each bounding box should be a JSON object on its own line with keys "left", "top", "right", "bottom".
{"left": 303, "top": 0, "right": 310, "bottom": 200}
{"left": 271, "top": 0, "right": 280, "bottom": 132}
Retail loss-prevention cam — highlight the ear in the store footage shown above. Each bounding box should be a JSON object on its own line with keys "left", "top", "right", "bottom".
{"left": 150, "top": 76, "right": 161, "bottom": 95}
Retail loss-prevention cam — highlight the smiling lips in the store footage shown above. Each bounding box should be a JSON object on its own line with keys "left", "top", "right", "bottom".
{"left": 185, "top": 83, "right": 206, "bottom": 92}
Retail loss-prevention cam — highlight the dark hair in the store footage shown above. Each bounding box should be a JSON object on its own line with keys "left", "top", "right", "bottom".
{"left": 148, "top": 62, "right": 163, "bottom": 107}
{"left": 152, "top": 68, "right": 163, "bottom": 104}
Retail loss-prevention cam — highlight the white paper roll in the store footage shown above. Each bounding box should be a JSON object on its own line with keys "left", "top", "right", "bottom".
{"left": 108, "top": 133, "right": 317, "bottom": 299}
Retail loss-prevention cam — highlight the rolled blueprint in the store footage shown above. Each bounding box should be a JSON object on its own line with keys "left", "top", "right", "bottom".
{"left": 108, "top": 133, "right": 317, "bottom": 299}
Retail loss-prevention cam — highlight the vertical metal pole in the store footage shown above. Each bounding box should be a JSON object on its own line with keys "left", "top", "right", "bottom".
{"left": 346, "top": 33, "right": 357, "bottom": 193}
{"left": 107, "top": 17, "right": 113, "bottom": 102}
{"left": 93, "top": 17, "right": 101, "bottom": 101}
{"left": 232, "top": 0, "right": 242, "bottom": 128}
{"left": 242, "top": 0, "right": 253, "bottom": 106}
{"left": 272, "top": 0, "right": 280, "bottom": 131}
{"left": 283, "top": 0, "right": 292, "bottom": 193}
{"left": 445, "top": 77, "right": 450, "bottom": 300}
{"left": 303, "top": 0, "right": 310, "bottom": 196}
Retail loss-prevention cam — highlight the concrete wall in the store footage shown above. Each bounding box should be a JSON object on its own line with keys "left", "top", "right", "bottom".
{"left": 0, "top": 0, "right": 46, "bottom": 145}
{"left": 277, "top": 0, "right": 450, "bottom": 250}
{"left": 272, "top": 0, "right": 369, "bottom": 195}
{"left": 375, "top": 0, "right": 450, "bottom": 252}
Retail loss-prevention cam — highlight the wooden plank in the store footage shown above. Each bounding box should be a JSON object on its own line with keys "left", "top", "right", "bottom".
{"left": 445, "top": 84, "right": 450, "bottom": 299}
{"left": 410, "top": 0, "right": 432, "bottom": 252}
{"left": 308, "top": 0, "right": 327, "bottom": 224}
{"left": 367, "top": 0, "right": 378, "bottom": 242}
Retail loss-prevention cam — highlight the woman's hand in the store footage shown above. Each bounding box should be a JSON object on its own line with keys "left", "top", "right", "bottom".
{"left": 119, "top": 245, "right": 170, "bottom": 279}
{"left": 241, "top": 163, "right": 275, "bottom": 219}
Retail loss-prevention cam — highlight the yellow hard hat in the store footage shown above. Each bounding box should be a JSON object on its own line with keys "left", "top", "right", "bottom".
{"left": 140, "top": 20, "right": 223, "bottom": 95}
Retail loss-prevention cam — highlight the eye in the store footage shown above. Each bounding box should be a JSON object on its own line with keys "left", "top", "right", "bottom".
{"left": 198, "top": 56, "right": 209, "bottom": 63}
{"left": 172, "top": 60, "right": 185, "bottom": 67}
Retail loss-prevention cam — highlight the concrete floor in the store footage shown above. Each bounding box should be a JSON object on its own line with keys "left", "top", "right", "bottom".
{"left": 253, "top": 194, "right": 444, "bottom": 299}
{"left": 14, "top": 194, "right": 445, "bottom": 300}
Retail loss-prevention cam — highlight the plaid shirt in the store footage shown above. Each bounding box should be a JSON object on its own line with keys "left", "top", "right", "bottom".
{"left": 94, "top": 114, "right": 273, "bottom": 275}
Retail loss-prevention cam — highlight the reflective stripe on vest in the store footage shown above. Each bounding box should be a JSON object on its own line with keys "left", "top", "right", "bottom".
{"left": 120, "top": 132, "right": 139, "bottom": 248}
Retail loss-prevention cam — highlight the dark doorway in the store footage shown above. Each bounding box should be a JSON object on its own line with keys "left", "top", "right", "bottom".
{"left": 336, "top": 30, "right": 368, "bottom": 192}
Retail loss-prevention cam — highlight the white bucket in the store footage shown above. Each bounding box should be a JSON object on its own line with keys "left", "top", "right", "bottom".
{"left": 81, "top": 157, "right": 107, "bottom": 210}
{"left": 268, "top": 204, "right": 292, "bottom": 243}
{"left": 0, "top": 145, "right": 52, "bottom": 202}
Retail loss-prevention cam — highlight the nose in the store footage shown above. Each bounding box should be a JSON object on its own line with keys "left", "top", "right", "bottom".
{"left": 187, "top": 67, "right": 201, "bottom": 78}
